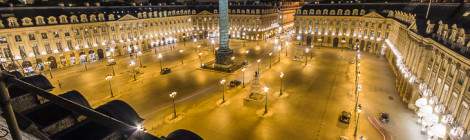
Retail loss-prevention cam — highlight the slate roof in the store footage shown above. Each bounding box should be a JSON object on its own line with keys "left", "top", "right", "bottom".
{"left": 0, "top": 5, "right": 190, "bottom": 22}
{"left": 0, "top": 2, "right": 279, "bottom": 23}
{"left": 300, "top": 3, "right": 470, "bottom": 35}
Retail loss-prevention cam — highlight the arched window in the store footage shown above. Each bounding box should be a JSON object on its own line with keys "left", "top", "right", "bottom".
{"left": 35, "top": 16, "right": 45, "bottom": 25}
{"left": 47, "top": 16, "right": 57, "bottom": 24}
{"left": 59, "top": 15, "right": 68, "bottom": 23}
{"left": 80, "top": 14, "right": 88, "bottom": 22}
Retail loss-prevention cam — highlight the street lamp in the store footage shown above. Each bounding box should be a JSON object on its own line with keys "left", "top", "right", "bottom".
{"left": 268, "top": 52, "right": 273, "bottom": 68}
{"left": 179, "top": 49, "right": 184, "bottom": 64}
{"left": 256, "top": 59, "right": 261, "bottom": 73}
{"left": 169, "top": 91, "right": 177, "bottom": 119}
{"left": 353, "top": 104, "right": 362, "bottom": 137}
{"left": 158, "top": 53, "right": 163, "bottom": 71}
{"left": 197, "top": 45, "right": 201, "bottom": 52}
{"left": 107, "top": 59, "right": 116, "bottom": 76}
{"left": 44, "top": 61, "right": 53, "bottom": 79}
{"left": 198, "top": 52, "right": 203, "bottom": 67}
{"left": 285, "top": 42, "right": 289, "bottom": 56}
{"left": 137, "top": 51, "right": 143, "bottom": 68}
{"left": 83, "top": 57, "right": 88, "bottom": 71}
{"left": 279, "top": 72, "right": 284, "bottom": 96}
{"left": 129, "top": 60, "right": 137, "bottom": 81}
{"left": 304, "top": 48, "right": 310, "bottom": 66}
{"left": 183, "top": 35, "right": 186, "bottom": 47}
{"left": 105, "top": 75, "right": 114, "bottom": 97}
{"left": 220, "top": 79, "right": 226, "bottom": 103}
{"left": 297, "top": 35, "right": 302, "bottom": 46}
{"left": 263, "top": 86, "right": 269, "bottom": 115}
{"left": 211, "top": 39, "right": 215, "bottom": 54}
{"left": 241, "top": 68, "right": 246, "bottom": 88}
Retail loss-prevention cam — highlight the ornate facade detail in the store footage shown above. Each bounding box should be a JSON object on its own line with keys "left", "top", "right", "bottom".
{"left": 35, "top": 16, "right": 45, "bottom": 25}
{"left": 47, "top": 16, "right": 57, "bottom": 24}
{"left": 21, "top": 17, "right": 33, "bottom": 26}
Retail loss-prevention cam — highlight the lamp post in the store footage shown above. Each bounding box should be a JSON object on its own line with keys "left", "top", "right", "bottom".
{"left": 158, "top": 53, "right": 163, "bottom": 71}
{"left": 285, "top": 42, "right": 289, "bottom": 56}
{"left": 179, "top": 49, "right": 184, "bottom": 64}
{"left": 105, "top": 75, "right": 114, "bottom": 97}
{"left": 220, "top": 79, "right": 226, "bottom": 103}
{"left": 107, "top": 59, "right": 116, "bottom": 76}
{"left": 198, "top": 52, "right": 203, "bottom": 67}
{"left": 297, "top": 35, "right": 302, "bottom": 46}
{"left": 44, "top": 61, "right": 53, "bottom": 79}
{"left": 244, "top": 50, "right": 250, "bottom": 64}
{"left": 304, "top": 48, "right": 310, "bottom": 66}
{"left": 241, "top": 68, "right": 246, "bottom": 88}
{"left": 169, "top": 91, "right": 177, "bottom": 119}
{"left": 129, "top": 60, "right": 136, "bottom": 81}
{"left": 263, "top": 86, "right": 269, "bottom": 114}
{"left": 211, "top": 39, "right": 215, "bottom": 54}
{"left": 256, "top": 59, "right": 261, "bottom": 73}
{"left": 279, "top": 72, "right": 284, "bottom": 96}
{"left": 183, "top": 35, "right": 186, "bottom": 47}
{"left": 137, "top": 51, "right": 143, "bottom": 68}
{"left": 354, "top": 104, "right": 362, "bottom": 137}
{"left": 83, "top": 58, "right": 88, "bottom": 71}
{"left": 268, "top": 52, "right": 273, "bottom": 68}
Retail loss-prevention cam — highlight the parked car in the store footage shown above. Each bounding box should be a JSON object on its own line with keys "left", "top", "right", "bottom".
{"left": 339, "top": 111, "right": 351, "bottom": 124}
{"left": 160, "top": 68, "right": 171, "bottom": 75}
{"left": 339, "top": 136, "right": 349, "bottom": 140}
{"left": 379, "top": 112, "right": 390, "bottom": 123}
{"left": 229, "top": 80, "right": 241, "bottom": 88}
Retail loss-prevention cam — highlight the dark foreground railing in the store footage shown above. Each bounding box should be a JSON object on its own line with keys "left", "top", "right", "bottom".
{"left": 0, "top": 72, "right": 160, "bottom": 140}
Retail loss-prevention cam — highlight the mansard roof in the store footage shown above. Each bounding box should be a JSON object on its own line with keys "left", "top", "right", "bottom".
{"left": 299, "top": 3, "right": 470, "bottom": 34}
{"left": 0, "top": 5, "right": 190, "bottom": 23}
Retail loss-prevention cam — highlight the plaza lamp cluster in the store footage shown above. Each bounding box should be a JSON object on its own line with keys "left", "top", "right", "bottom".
{"left": 384, "top": 39, "right": 452, "bottom": 139}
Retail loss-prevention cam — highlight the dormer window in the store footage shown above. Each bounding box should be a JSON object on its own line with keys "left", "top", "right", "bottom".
{"left": 89, "top": 14, "right": 97, "bottom": 22}
{"left": 108, "top": 14, "right": 115, "bottom": 21}
{"left": 35, "top": 16, "right": 45, "bottom": 25}
{"left": 98, "top": 13, "right": 105, "bottom": 21}
{"left": 21, "top": 17, "right": 33, "bottom": 26}
{"left": 80, "top": 14, "right": 88, "bottom": 22}
{"left": 7, "top": 17, "right": 19, "bottom": 27}
{"left": 70, "top": 15, "right": 79, "bottom": 23}
{"left": 59, "top": 15, "right": 68, "bottom": 24}
{"left": 47, "top": 16, "right": 57, "bottom": 24}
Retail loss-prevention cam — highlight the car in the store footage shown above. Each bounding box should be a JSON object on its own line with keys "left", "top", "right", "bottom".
{"left": 106, "top": 61, "right": 116, "bottom": 66}
{"left": 160, "top": 68, "right": 171, "bottom": 75}
{"left": 229, "top": 80, "right": 241, "bottom": 88}
{"left": 379, "top": 112, "right": 390, "bottom": 123}
{"left": 339, "top": 111, "right": 351, "bottom": 124}
{"left": 339, "top": 136, "right": 349, "bottom": 140}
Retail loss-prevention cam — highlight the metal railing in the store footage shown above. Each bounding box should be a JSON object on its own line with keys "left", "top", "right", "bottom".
{"left": 0, "top": 72, "right": 160, "bottom": 140}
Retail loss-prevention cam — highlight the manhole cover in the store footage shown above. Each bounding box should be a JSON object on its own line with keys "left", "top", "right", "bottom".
{"left": 388, "top": 96, "right": 394, "bottom": 100}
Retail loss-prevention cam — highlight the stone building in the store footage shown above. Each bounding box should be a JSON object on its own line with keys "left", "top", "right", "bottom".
{"left": 0, "top": 1, "right": 298, "bottom": 72}
{"left": 296, "top": 3, "right": 470, "bottom": 139}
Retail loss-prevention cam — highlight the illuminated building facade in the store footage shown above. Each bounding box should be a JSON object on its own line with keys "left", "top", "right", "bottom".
{"left": 296, "top": 3, "right": 470, "bottom": 139}
{"left": 0, "top": 2, "right": 298, "bottom": 71}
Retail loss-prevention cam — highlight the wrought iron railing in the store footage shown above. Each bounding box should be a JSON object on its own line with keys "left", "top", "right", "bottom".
{"left": 0, "top": 72, "right": 160, "bottom": 140}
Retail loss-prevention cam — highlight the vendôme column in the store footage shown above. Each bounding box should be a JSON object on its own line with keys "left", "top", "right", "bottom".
{"left": 215, "top": 0, "right": 233, "bottom": 66}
